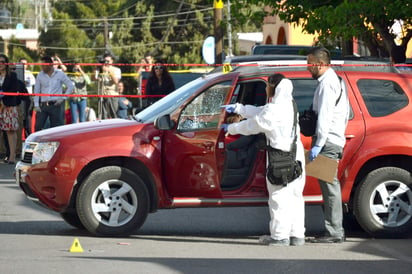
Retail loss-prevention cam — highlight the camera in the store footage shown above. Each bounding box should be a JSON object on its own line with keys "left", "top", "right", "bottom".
{"left": 95, "top": 59, "right": 106, "bottom": 73}
{"left": 99, "top": 59, "right": 109, "bottom": 65}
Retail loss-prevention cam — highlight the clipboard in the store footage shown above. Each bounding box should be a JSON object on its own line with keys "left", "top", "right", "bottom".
{"left": 304, "top": 150, "right": 339, "bottom": 183}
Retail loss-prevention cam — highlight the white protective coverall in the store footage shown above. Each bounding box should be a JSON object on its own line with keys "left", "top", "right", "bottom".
{"left": 227, "top": 78, "right": 306, "bottom": 240}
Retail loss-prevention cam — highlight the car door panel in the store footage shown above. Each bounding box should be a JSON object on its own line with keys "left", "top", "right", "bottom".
{"left": 163, "top": 76, "right": 238, "bottom": 198}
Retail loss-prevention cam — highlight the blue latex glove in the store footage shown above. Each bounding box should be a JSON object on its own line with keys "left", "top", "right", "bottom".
{"left": 309, "top": 145, "right": 322, "bottom": 161}
{"left": 220, "top": 104, "right": 236, "bottom": 113}
{"left": 221, "top": 124, "right": 229, "bottom": 132}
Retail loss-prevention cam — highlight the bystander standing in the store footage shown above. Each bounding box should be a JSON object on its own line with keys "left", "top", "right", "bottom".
{"left": 0, "top": 54, "right": 28, "bottom": 164}
{"left": 95, "top": 53, "right": 121, "bottom": 119}
{"left": 117, "top": 80, "right": 132, "bottom": 119}
{"left": 69, "top": 63, "right": 90, "bottom": 123}
{"left": 145, "top": 62, "right": 175, "bottom": 106}
{"left": 33, "top": 56, "right": 74, "bottom": 131}
{"left": 18, "top": 57, "right": 35, "bottom": 137}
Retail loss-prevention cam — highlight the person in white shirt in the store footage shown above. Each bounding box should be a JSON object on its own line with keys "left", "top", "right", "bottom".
{"left": 19, "top": 58, "right": 35, "bottom": 136}
{"left": 307, "top": 47, "right": 350, "bottom": 244}
{"left": 33, "top": 55, "right": 74, "bottom": 131}
{"left": 222, "top": 74, "right": 306, "bottom": 246}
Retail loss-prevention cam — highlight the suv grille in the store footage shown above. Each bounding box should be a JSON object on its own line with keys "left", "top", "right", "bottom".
{"left": 22, "top": 152, "right": 33, "bottom": 163}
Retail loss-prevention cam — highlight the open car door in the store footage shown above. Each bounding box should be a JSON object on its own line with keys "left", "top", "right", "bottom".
{"left": 163, "top": 74, "right": 239, "bottom": 200}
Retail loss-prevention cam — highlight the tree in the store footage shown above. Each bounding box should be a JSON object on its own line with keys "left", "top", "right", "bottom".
{"left": 7, "top": 1, "right": 263, "bottom": 68}
{"left": 230, "top": 0, "right": 412, "bottom": 57}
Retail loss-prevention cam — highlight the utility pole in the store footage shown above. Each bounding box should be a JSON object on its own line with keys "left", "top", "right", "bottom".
{"left": 214, "top": 0, "right": 224, "bottom": 64}
{"left": 104, "top": 17, "right": 110, "bottom": 54}
{"left": 227, "top": 0, "right": 233, "bottom": 57}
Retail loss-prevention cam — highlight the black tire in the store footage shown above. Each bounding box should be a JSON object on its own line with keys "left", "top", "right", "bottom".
{"left": 60, "top": 212, "right": 85, "bottom": 229}
{"left": 76, "top": 166, "right": 150, "bottom": 236}
{"left": 354, "top": 167, "right": 412, "bottom": 238}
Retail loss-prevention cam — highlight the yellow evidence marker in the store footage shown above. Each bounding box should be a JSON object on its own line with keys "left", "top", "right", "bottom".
{"left": 69, "top": 238, "right": 84, "bottom": 253}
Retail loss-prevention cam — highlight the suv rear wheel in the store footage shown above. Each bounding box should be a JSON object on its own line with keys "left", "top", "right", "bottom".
{"left": 354, "top": 167, "right": 412, "bottom": 238}
{"left": 76, "top": 166, "right": 150, "bottom": 236}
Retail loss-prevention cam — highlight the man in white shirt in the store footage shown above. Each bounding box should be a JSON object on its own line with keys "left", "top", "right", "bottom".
{"left": 33, "top": 55, "right": 74, "bottom": 131}
{"left": 307, "top": 47, "right": 350, "bottom": 243}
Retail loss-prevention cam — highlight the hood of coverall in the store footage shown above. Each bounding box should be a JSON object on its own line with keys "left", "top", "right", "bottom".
{"left": 272, "top": 78, "right": 294, "bottom": 103}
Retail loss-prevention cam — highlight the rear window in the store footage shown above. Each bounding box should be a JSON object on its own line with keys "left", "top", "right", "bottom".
{"left": 357, "top": 79, "right": 408, "bottom": 117}
{"left": 291, "top": 78, "right": 354, "bottom": 119}
{"left": 290, "top": 78, "right": 318, "bottom": 113}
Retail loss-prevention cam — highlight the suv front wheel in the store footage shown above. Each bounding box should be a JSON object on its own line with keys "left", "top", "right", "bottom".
{"left": 76, "top": 166, "right": 150, "bottom": 236}
{"left": 354, "top": 167, "right": 412, "bottom": 238}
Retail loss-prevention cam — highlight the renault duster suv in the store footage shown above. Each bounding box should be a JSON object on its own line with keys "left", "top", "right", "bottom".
{"left": 15, "top": 62, "right": 412, "bottom": 237}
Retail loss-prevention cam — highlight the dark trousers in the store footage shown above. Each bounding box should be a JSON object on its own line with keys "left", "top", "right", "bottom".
{"left": 1, "top": 131, "right": 9, "bottom": 158}
{"left": 35, "top": 103, "right": 65, "bottom": 131}
{"left": 314, "top": 140, "right": 345, "bottom": 238}
{"left": 102, "top": 98, "right": 118, "bottom": 119}
{"left": 23, "top": 100, "right": 33, "bottom": 136}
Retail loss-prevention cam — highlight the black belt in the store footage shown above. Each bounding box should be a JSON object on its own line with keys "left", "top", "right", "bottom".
{"left": 40, "top": 100, "right": 57, "bottom": 106}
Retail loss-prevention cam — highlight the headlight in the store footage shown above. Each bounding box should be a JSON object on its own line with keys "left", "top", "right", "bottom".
{"left": 30, "top": 142, "right": 60, "bottom": 164}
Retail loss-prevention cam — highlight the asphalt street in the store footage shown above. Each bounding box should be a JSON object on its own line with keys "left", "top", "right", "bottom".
{"left": 2, "top": 161, "right": 412, "bottom": 274}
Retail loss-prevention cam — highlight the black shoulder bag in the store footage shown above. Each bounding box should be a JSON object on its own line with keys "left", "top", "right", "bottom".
{"left": 299, "top": 77, "right": 344, "bottom": 137}
{"left": 266, "top": 100, "right": 303, "bottom": 186}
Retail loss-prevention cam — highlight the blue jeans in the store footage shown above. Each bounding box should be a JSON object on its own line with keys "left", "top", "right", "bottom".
{"left": 69, "top": 99, "right": 87, "bottom": 123}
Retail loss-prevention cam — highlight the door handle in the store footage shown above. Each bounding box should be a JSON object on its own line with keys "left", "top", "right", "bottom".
{"left": 202, "top": 141, "right": 214, "bottom": 150}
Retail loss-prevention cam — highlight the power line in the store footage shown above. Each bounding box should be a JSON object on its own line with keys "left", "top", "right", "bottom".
{"left": 11, "top": 6, "right": 213, "bottom": 24}
{"left": 5, "top": 39, "right": 205, "bottom": 51}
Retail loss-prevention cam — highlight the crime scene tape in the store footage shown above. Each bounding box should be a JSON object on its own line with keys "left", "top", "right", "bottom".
{"left": 3, "top": 62, "right": 407, "bottom": 100}
{"left": 0, "top": 92, "right": 164, "bottom": 99}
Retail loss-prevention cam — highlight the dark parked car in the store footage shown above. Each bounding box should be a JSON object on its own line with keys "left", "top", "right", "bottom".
{"left": 252, "top": 44, "right": 342, "bottom": 57}
{"left": 16, "top": 62, "right": 412, "bottom": 238}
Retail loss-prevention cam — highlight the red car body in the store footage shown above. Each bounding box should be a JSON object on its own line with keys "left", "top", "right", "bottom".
{"left": 16, "top": 65, "right": 412, "bottom": 237}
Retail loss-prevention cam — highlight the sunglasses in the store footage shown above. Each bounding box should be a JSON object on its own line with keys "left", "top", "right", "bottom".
{"left": 154, "top": 66, "right": 164, "bottom": 70}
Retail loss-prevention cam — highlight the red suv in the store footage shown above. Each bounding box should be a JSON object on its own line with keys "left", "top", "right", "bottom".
{"left": 15, "top": 62, "right": 412, "bottom": 237}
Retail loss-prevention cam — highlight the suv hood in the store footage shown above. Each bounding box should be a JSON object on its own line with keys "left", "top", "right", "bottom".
{"left": 26, "top": 119, "right": 143, "bottom": 142}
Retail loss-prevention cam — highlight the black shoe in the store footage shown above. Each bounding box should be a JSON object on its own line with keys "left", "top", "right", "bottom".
{"left": 310, "top": 235, "right": 345, "bottom": 243}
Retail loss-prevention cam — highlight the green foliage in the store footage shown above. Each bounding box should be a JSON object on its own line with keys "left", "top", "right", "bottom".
{"left": 231, "top": 0, "right": 412, "bottom": 57}
{"left": 5, "top": 0, "right": 264, "bottom": 90}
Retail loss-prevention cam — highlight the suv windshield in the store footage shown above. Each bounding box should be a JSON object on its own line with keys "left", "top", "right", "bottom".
{"left": 135, "top": 77, "right": 206, "bottom": 123}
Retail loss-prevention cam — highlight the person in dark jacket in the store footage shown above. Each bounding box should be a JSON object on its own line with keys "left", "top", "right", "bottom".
{"left": 145, "top": 62, "right": 175, "bottom": 106}
{"left": 0, "top": 54, "right": 28, "bottom": 164}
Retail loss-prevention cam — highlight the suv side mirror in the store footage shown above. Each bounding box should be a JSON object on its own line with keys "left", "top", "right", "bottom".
{"left": 154, "top": 114, "right": 174, "bottom": 130}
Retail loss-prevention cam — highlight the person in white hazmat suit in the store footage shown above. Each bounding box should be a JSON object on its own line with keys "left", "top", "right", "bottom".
{"left": 222, "top": 74, "right": 306, "bottom": 246}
